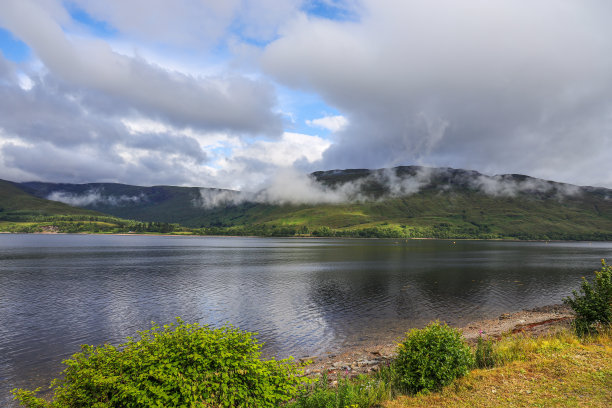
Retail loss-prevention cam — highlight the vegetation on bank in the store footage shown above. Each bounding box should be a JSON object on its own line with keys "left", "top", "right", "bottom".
{"left": 0, "top": 215, "right": 187, "bottom": 234}
{"left": 13, "top": 325, "right": 612, "bottom": 408}
{"left": 13, "top": 320, "right": 303, "bottom": 408}
{"left": 564, "top": 260, "right": 612, "bottom": 335}
{"left": 12, "top": 263, "right": 612, "bottom": 407}
{"left": 287, "top": 328, "right": 612, "bottom": 408}
{"left": 385, "top": 329, "right": 612, "bottom": 408}
{"left": 4, "top": 217, "right": 612, "bottom": 241}
{"left": 193, "top": 223, "right": 612, "bottom": 241}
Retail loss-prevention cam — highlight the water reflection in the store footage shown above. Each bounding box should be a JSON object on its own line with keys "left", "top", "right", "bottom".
{"left": 1, "top": 235, "right": 611, "bottom": 406}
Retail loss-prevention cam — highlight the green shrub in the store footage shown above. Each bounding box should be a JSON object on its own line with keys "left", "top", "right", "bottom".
{"left": 564, "top": 259, "right": 612, "bottom": 335}
{"left": 287, "top": 373, "right": 390, "bottom": 408}
{"left": 393, "top": 321, "right": 474, "bottom": 394}
{"left": 12, "top": 319, "right": 303, "bottom": 407}
{"left": 474, "top": 334, "right": 496, "bottom": 369}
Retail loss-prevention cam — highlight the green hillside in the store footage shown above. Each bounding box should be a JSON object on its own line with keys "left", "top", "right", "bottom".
{"left": 18, "top": 181, "right": 225, "bottom": 226}
{"left": 0, "top": 180, "right": 188, "bottom": 234}
{"left": 0, "top": 179, "right": 101, "bottom": 220}
{"left": 208, "top": 188, "right": 612, "bottom": 240}
{"left": 11, "top": 166, "right": 612, "bottom": 240}
{"left": 173, "top": 167, "right": 612, "bottom": 240}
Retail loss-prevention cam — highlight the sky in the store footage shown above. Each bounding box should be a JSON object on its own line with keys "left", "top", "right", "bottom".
{"left": 0, "top": 0, "right": 611, "bottom": 191}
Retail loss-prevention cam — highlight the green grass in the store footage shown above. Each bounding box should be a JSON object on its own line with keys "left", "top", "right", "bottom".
{"left": 288, "top": 328, "right": 612, "bottom": 408}
{"left": 384, "top": 329, "right": 612, "bottom": 408}
{"left": 286, "top": 373, "right": 392, "bottom": 408}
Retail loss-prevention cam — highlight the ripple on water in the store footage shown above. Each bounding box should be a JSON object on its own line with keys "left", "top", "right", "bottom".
{"left": 1, "top": 235, "right": 610, "bottom": 407}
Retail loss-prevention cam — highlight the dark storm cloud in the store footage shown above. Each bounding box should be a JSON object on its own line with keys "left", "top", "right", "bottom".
{"left": 262, "top": 0, "right": 612, "bottom": 187}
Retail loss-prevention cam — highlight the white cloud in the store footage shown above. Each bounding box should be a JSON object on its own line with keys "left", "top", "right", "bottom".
{"left": 306, "top": 115, "right": 348, "bottom": 132}
{"left": 235, "top": 132, "right": 331, "bottom": 168}
{"left": 17, "top": 74, "right": 34, "bottom": 90}
{"left": 47, "top": 190, "right": 145, "bottom": 207}
{"left": 0, "top": 0, "right": 282, "bottom": 135}
{"left": 70, "top": 0, "right": 301, "bottom": 48}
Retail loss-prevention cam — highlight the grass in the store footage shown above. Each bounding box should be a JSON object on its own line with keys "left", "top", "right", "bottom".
{"left": 385, "top": 330, "right": 612, "bottom": 407}
{"left": 289, "top": 327, "right": 612, "bottom": 408}
{"left": 286, "top": 373, "right": 393, "bottom": 408}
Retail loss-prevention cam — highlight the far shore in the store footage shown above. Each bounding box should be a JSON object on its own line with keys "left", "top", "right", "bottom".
{"left": 2, "top": 230, "right": 607, "bottom": 243}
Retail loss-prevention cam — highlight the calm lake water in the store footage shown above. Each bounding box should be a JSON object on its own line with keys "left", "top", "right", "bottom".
{"left": 1, "top": 234, "right": 611, "bottom": 405}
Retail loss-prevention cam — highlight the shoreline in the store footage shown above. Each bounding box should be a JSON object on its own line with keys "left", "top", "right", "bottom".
{"left": 299, "top": 304, "right": 573, "bottom": 378}
{"left": 3, "top": 304, "right": 576, "bottom": 405}
{"left": 1, "top": 231, "right": 608, "bottom": 243}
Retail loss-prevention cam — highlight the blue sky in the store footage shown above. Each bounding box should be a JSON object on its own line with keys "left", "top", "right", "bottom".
{"left": 0, "top": 27, "right": 30, "bottom": 61}
{"left": 0, "top": 0, "right": 611, "bottom": 190}
{"left": 66, "top": 3, "right": 118, "bottom": 38}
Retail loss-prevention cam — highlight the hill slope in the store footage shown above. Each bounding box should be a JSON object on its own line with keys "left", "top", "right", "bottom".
{"left": 0, "top": 179, "right": 101, "bottom": 221}
{"left": 15, "top": 166, "right": 612, "bottom": 240}
{"left": 18, "top": 181, "right": 231, "bottom": 226}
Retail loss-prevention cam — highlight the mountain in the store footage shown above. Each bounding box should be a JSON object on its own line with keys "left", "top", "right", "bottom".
{"left": 17, "top": 181, "right": 239, "bottom": 227}
{"left": 13, "top": 166, "right": 612, "bottom": 240}
{"left": 0, "top": 179, "right": 101, "bottom": 221}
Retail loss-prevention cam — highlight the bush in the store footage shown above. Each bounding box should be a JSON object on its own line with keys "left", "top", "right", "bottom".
{"left": 564, "top": 259, "right": 612, "bottom": 335}
{"left": 12, "top": 319, "right": 303, "bottom": 407}
{"left": 393, "top": 321, "right": 474, "bottom": 394}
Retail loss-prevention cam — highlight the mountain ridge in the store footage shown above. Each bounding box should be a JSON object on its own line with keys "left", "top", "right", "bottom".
{"left": 4, "top": 165, "right": 612, "bottom": 240}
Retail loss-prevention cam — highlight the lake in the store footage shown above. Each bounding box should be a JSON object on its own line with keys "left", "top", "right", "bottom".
{"left": 1, "top": 234, "right": 611, "bottom": 405}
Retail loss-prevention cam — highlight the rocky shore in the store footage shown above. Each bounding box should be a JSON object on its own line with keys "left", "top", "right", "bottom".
{"left": 300, "top": 304, "right": 573, "bottom": 380}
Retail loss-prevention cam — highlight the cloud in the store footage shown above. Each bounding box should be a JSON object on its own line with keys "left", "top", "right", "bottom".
{"left": 194, "top": 167, "right": 360, "bottom": 208}
{"left": 195, "top": 166, "right": 593, "bottom": 208}
{"left": 235, "top": 132, "right": 331, "bottom": 167}
{"left": 2, "top": 0, "right": 612, "bottom": 191}
{"left": 0, "top": 52, "right": 332, "bottom": 189}
{"left": 262, "top": 0, "right": 612, "bottom": 188}
{"left": 195, "top": 166, "right": 429, "bottom": 208}
{"left": 252, "top": 167, "right": 357, "bottom": 205}
{"left": 306, "top": 114, "right": 348, "bottom": 132}
{"left": 0, "top": 0, "right": 344, "bottom": 189}
{"left": 0, "top": 51, "right": 16, "bottom": 83}
{"left": 47, "top": 190, "right": 145, "bottom": 207}
{"left": 191, "top": 132, "right": 332, "bottom": 191}
{"left": 70, "top": 0, "right": 301, "bottom": 48}
{"left": 0, "top": 0, "right": 282, "bottom": 135}
{"left": 0, "top": 52, "right": 218, "bottom": 186}
{"left": 470, "top": 174, "right": 582, "bottom": 199}
{"left": 194, "top": 188, "right": 244, "bottom": 208}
